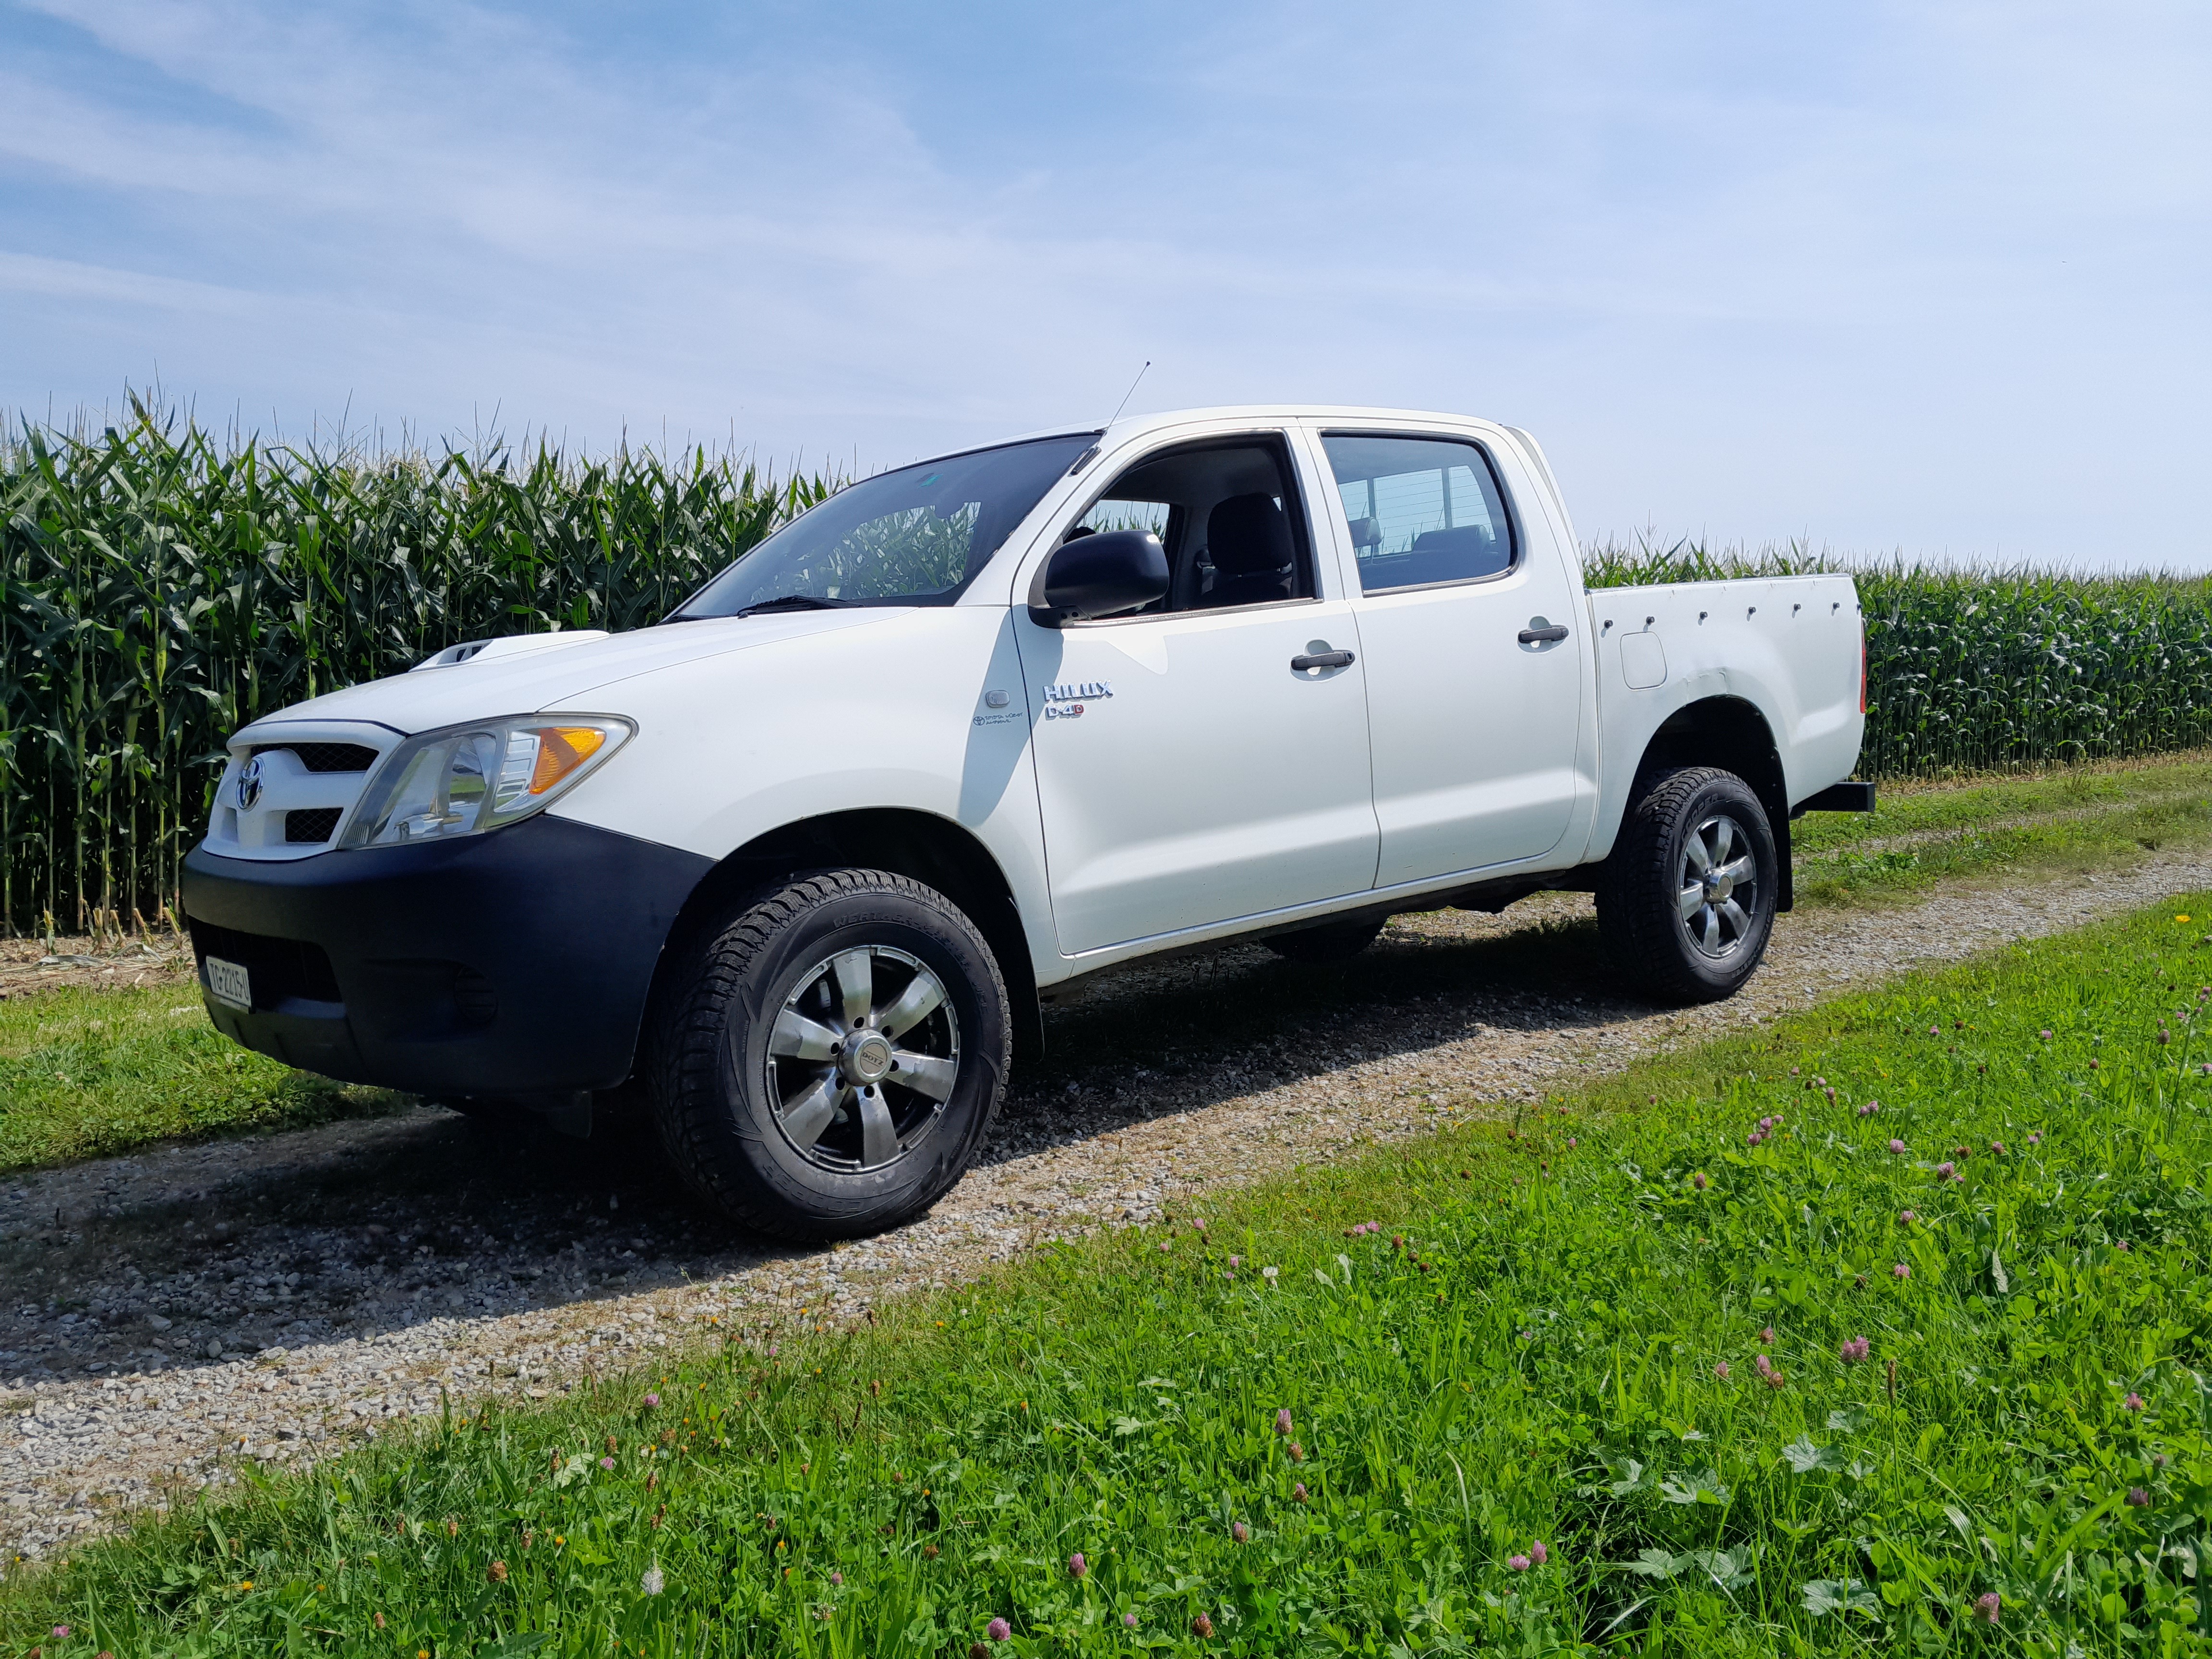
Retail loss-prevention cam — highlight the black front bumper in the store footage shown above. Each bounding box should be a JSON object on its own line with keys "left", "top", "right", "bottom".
{"left": 181, "top": 816, "right": 713, "bottom": 1096}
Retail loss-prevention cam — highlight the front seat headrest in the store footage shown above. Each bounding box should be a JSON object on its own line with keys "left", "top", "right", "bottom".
{"left": 1206, "top": 494, "right": 1293, "bottom": 575}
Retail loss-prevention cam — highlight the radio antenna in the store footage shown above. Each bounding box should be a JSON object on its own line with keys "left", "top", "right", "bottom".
{"left": 1105, "top": 361, "right": 1151, "bottom": 428}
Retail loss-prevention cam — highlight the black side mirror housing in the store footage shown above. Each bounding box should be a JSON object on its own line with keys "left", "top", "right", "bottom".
{"left": 1038, "top": 529, "right": 1169, "bottom": 622}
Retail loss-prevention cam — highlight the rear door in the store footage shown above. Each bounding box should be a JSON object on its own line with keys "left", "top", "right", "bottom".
{"left": 1013, "top": 427, "right": 1379, "bottom": 956}
{"left": 1310, "top": 425, "right": 1587, "bottom": 887}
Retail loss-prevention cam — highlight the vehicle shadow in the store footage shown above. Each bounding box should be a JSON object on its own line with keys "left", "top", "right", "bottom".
{"left": 977, "top": 903, "right": 1646, "bottom": 1158}
{"left": 0, "top": 902, "right": 1652, "bottom": 1385}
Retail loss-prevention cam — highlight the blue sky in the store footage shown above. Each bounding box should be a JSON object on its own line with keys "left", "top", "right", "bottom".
{"left": 2, "top": 0, "right": 2207, "bottom": 566}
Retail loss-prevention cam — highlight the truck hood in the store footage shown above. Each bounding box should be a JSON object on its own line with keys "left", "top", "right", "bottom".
{"left": 240, "top": 609, "right": 901, "bottom": 738}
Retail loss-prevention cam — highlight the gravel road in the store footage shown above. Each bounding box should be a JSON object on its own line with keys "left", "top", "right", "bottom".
{"left": 4, "top": 855, "right": 2209, "bottom": 1558}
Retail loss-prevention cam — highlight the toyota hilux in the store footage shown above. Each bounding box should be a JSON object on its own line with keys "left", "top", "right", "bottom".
{"left": 181, "top": 406, "right": 1870, "bottom": 1238}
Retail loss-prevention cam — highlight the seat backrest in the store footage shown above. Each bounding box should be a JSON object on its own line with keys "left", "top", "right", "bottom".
{"left": 1402, "top": 523, "right": 1509, "bottom": 583}
{"left": 1198, "top": 493, "right": 1294, "bottom": 607}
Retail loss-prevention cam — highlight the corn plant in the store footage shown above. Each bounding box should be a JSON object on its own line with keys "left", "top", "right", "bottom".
{"left": 8, "top": 410, "right": 2212, "bottom": 938}
{"left": 0, "top": 398, "right": 832, "bottom": 936}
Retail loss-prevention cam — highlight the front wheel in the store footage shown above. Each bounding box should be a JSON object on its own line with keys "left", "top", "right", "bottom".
{"left": 649, "top": 869, "right": 1010, "bottom": 1240}
{"left": 1597, "top": 766, "right": 1778, "bottom": 1003}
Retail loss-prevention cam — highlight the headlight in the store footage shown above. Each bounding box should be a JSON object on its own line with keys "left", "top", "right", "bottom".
{"left": 340, "top": 715, "right": 635, "bottom": 848}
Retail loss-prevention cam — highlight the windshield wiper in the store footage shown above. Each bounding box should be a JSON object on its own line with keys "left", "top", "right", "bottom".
{"left": 730, "top": 594, "right": 853, "bottom": 619}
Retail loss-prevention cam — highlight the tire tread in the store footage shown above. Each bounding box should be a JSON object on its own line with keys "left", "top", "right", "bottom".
{"left": 1597, "top": 766, "right": 1773, "bottom": 1005}
{"left": 647, "top": 868, "right": 1009, "bottom": 1240}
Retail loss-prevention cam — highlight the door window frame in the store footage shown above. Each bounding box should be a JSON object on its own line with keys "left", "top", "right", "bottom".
{"left": 1027, "top": 430, "right": 1327, "bottom": 626}
{"left": 1314, "top": 427, "right": 1527, "bottom": 598}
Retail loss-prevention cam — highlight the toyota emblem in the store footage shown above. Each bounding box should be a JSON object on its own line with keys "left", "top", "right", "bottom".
{"left": 234, "top": 756, "right": 264, "bottom": 812}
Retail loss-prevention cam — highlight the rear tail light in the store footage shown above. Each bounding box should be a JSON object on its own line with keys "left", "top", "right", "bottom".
{"left": 1859, "top": 622, "right": 1868, "bottom": 715}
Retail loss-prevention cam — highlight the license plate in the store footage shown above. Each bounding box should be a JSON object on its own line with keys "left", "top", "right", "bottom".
{"left": 205, "top": 956, "right": 252, "bottom": 1011}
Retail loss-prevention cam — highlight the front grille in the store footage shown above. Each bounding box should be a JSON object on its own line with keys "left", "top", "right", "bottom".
{"left": 254, "top": 742, "right": 378, "bottom": 773}
{"left": 285, "top": 807, "right": 343, "bottom": 844}
{"left": 186, "top": 918, "right": 343, "bottom": 1006}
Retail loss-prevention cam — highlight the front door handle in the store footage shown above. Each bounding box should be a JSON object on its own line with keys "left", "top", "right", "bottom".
{"left": 1518, "top": 624, "right": 1570, "bottom": 644}
{"left": 1291, "top": 649, "right": 1356, "bottom": 672}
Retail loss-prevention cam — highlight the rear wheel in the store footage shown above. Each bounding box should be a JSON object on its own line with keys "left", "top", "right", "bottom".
{"left": 649, "top": 869, "right": 1010, "bottom": 1240}
{"left": 1598, "top": 766, "right": 1777, "bottom": 1003}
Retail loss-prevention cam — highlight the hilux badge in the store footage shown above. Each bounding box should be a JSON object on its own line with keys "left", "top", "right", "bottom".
{"left": 1042, "top": 681, "right": 1112, "bottom": 703}
{"left": 234, "top": 757, "right": 264, "bottom": 811}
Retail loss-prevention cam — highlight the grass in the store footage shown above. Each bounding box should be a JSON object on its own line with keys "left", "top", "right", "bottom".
{"left": 1791, "top": 750, "right": 2212, "bottom": 906}
{"left": 0, "top": 980, "right": 404, "bottom": 1171}
{"left": 8, "top": 894, "right": 2211, "bottom": 1654}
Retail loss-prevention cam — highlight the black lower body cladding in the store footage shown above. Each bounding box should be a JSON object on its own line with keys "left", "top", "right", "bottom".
{"left": 180, "top": 815, "right": 713, "bottom": 1095}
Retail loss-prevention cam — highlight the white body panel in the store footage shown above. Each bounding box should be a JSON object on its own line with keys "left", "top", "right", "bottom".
{"left": 1013, "top": 594, "right": 1379, "bottom": 956}
{"left": 207, "top": 405, "right": 1865, "bottom": 996}
{"left": 1297, "top": 417, "right": 1592, "bottom": 887}
{"left": 1577, "top": 575, "right": 1865, "bottom": 863}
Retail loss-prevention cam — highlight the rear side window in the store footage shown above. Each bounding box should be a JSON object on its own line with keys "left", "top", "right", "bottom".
{"left": 1319, "top": 433, "right": 1514, "bottom": 594}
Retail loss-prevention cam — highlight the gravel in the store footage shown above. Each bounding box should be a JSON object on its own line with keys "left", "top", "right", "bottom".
{"left": 2, "top": 853, "right": 2208, "bottom": 1558}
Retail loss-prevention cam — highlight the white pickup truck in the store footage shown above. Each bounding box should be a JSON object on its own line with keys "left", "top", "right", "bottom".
{"left": 182, "top": 406, "right": 1869, "bottom": 1238}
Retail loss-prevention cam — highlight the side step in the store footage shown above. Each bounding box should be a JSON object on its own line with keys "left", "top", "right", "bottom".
{"left": 1793, "top": 780, "right": 1876, "bottom": 815}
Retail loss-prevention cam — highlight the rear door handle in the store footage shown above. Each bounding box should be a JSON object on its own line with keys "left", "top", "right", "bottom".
{"left": 1291, "top": 649, "right": 1356, "bottom": 672}
{"left": 1518, "top": 625, "right": 1570, "bottom": 644}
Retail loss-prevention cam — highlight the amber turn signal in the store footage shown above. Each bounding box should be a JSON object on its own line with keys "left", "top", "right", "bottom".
{"left": 528, "top": 725, "right": 609, "bottom": 794}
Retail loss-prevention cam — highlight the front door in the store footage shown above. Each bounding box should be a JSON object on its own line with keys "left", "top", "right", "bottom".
{"left": 1015, "top": 433, "right": 1380, "bottom": 956}
{"left": 1316, "top": 429, "right": 1587, "bottom": 887}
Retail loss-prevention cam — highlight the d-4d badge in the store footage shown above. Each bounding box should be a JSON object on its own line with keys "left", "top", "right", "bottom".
{"left": 1043, "top": 680, "right": 1111, "bottom": 720}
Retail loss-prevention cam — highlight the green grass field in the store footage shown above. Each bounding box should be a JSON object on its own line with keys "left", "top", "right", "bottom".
{"left": 1791, "top": 751, "right": 2212, "bottom": 905}
{"left": 10, "top": 892, "right": 2209, "bottom": 1654}
{"left": 0, "top": 983, "right": 404, "bottom": 1171}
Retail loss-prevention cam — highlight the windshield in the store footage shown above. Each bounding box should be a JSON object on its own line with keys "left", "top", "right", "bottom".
{"left": 672, "top": 433, "right": 1096, "bottom": 617}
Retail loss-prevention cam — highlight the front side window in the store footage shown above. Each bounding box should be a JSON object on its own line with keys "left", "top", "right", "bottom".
{"left": 1060, "top": 437, "right": 1313, "bottom": 615}
{"left": 1320, "top": 433, "right": 1514, "bottom": 594}
{"left": 673, "top": 433, "right": 1095, "bottom": 618}
{"left": 1074, "top": 498, "right": 1173, "bottom": 538}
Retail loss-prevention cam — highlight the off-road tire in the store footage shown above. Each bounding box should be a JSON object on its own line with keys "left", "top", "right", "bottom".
{"left": 1597, "top": 766, "right": 1778, "bottom": 1004}
{"left": 1264, "top": 915, "right": 1386, "bottom": 964}
{"left": 648, "top": 868, "right": 1010, "bottom": 1240}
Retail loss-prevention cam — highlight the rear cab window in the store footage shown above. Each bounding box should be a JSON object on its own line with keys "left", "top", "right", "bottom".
{"left": 1319, "top": 433, "right": 1516, "bottom": 594}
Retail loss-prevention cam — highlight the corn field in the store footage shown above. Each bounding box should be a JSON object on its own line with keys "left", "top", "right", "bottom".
{"left": 0, "top": 402, "right": 832, "bottom": 937}
{"left": 1587, "top": 537, "right": 2212, "bottom": 779}
{"left": 6, "top": 411, "right": 2211, "bottom": 937}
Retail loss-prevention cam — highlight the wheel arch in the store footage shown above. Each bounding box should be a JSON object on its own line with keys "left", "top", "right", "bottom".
{"left": 1618, "top": 695, "right": 1794, "bottom": 912}
{"left": 644, "top": 807, "right": 1043, "bottom": 1074}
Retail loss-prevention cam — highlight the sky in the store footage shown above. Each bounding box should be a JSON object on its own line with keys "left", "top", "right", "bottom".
{"left": 2, "top": 0, "right": 2208, "bottom": 567}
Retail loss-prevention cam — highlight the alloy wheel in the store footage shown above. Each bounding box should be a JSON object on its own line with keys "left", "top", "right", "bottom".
{"left": 764, "top": 945, "right": 961, "bottom": 1171}
{"left": 1676, "top": 813, "right": 1761, "bottom": 960}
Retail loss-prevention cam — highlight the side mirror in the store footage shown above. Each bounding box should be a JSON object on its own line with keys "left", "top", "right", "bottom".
{"left": 1039, "top": 529, "right": 1169, "bottom": 621}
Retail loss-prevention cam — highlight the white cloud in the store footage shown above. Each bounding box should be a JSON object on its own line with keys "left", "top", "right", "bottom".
{"left": 1, "top": 0, "right": 2207, "bottom": 563}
